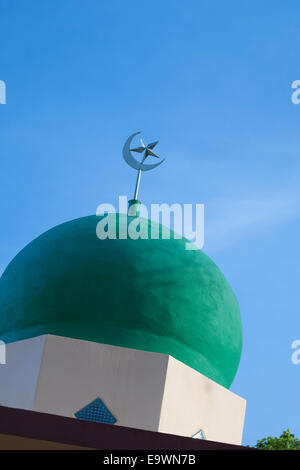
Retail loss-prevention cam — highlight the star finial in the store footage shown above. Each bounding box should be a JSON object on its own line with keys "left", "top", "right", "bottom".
{"left": 130, "top": 138, "right": 161, "bottom": 163}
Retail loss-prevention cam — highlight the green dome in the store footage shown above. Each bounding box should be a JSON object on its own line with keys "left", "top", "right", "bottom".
{"left": 0, "top": 214, "right": 242, "bottom": 388}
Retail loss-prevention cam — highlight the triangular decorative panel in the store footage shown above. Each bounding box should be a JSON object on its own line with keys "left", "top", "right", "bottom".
{"left": 74, "top": 397, "right": 117, "bottom": 425}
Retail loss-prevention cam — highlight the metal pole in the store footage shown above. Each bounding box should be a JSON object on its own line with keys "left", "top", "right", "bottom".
{"left": 133, "top": 169, "right": 142, "bottom": 200}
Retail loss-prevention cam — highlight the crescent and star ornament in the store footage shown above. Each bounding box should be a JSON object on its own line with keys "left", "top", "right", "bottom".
{"left": 122, "top": 132, "right": 165, "bottom": 202}
{"left": 122, "top": 132, "right": 165, "bottom": 172}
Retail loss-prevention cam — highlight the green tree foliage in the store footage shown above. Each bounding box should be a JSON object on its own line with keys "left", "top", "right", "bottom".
{"left": 254, "top": 430, "right": 300, "bottom": 450}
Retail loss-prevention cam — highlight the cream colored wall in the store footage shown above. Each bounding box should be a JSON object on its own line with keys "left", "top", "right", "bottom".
{"left": 34, "top": 335, "right": 168, "bottom": 432}
{"left": 0, "top": 336, "right": 45, "bottom": 410}
{"left": 159, "top": 356, "right": 246, "bottom": 445}
{"left": 0, "top": 335, "right": 246, "bottom": 444}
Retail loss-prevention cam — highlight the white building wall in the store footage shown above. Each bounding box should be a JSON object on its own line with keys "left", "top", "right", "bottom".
{"left": 159, "top": 356, "right": 246, "bottom": 445}
{"left": 0, "top": 334, "right": 246, "bottom": 444}
{"left": 34, "top": 335, "right": 168, "bottom": 432}
{"left": 0, "top": 335, "right": 45, "bottom": 410}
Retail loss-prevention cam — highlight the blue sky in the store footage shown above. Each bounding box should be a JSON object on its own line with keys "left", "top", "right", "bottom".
{"left": 1, "top": 0, "right": 300, "bottom": 446}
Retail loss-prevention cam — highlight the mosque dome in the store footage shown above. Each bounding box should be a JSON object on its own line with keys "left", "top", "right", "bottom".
{"left": 0, "top": 214, "right": 242, "bottom": 388}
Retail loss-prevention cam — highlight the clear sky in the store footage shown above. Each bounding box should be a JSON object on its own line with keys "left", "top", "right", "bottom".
{"left": 1, "top": 0, "right": 300, "bottom": 446}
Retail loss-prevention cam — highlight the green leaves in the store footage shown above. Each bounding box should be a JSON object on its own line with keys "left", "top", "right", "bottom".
{"left": 255, "top": 429, "right": 300, "bottom": 450}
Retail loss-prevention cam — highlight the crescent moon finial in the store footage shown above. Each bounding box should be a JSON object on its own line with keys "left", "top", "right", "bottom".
{"left": 122, "top": 132, "right": 165, "bottom": 172}
{"left": 122, "top": 132, "right": 165, "bottom": 213}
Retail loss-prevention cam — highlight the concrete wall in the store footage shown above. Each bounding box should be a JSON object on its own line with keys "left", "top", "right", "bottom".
{"left": 0, "top": 335, "right": 246, "bottom": 444}
{"left": 0, "top": 336, "right": 45, "bottom": 410}
{"left": 159, "top": 356, "right": 246, "bottom": 445}
{"left": 34, "top": 335, "right": 168, "bottom": 432}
